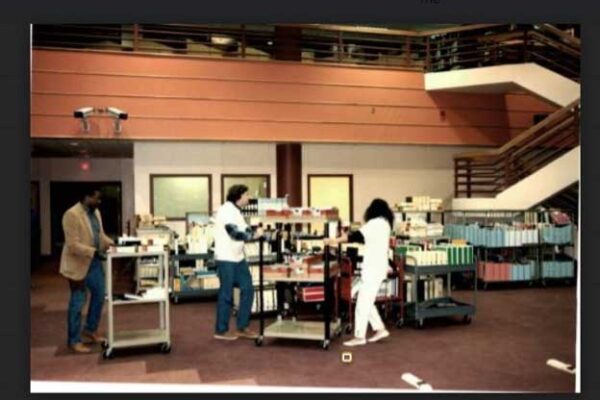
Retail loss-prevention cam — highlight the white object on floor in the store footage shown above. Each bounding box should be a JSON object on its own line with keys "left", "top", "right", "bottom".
{"left": 401, "top": 372, "right": 433, "bottom": 391}
{"left": 367, "top": 329, "right": 390, "bottom": 343}
{"left": 547, "top": 358, "right": 576, "bottom": 375}
{"left": 343, "top": 337, "right": 367, "bottom": 347}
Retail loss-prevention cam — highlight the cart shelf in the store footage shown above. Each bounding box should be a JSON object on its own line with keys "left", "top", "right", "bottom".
{"left": 263, "top": 319, "right": 342, "bottom": 341}
{"left": 105, "top": 251, "right": 171, "bottom": 358}
{"left": 111, "top": 329, "right": 170, "bottom": 349}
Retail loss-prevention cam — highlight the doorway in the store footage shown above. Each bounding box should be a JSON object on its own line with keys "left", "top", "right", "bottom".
{"left": 50, "top": 182, "right": 122, "bottom": 256}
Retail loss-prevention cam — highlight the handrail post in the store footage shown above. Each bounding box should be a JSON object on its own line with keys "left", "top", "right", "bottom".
{"left": 405, "top": 36, "right": 411, "bottom": 67}
{"left": 454, "top": 159, "right": 459, "bottom": 198}
{"left": 466, "top": 160, "right": 472, "bottom": 198}
{"left": 337, "top": 31, "right": 343, "bottom": 62}
{"left": 133, "top": 24, "right": 139, "bottom": 52}
{"left": 522, "top": 29, "right": 529, "bottom": 62}
{"left": 241, "top": 24, "right": 246, "bottom": 58}
{"left": 425, "top": 36, "right": 431, "bottom": 71}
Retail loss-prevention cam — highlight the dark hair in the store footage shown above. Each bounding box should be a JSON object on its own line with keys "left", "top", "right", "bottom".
{"left": 226, "top": 184, "right": 249, "bottom": 203}
{"left": 363, "top": 198, "right": 394, "bottom": 229}
{"left": 79, "top": 185, "right": 102, "bottom": 201}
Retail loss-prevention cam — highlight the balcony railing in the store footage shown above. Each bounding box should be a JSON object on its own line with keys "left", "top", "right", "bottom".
{"left": 32, "top": 23, "right": 579, "bottom": 76}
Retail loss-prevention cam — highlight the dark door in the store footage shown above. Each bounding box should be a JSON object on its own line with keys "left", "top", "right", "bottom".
{"left": 31, "top": 181, "right": 41, "bottom": 270}
{"left": 50, "top": 182, "right": 122, "bottom": 256}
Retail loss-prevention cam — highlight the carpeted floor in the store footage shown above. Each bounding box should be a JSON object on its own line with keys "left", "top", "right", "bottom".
{"left": 30, "top": 262, "right": 577, "bottom": 392}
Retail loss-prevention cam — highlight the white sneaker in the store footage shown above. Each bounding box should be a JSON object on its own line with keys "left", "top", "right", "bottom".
{"left": 367, "top": 329, "right": 390, "bottom": 343}
{"left": 343, "top": 337, "right": 367, "bottom": 347}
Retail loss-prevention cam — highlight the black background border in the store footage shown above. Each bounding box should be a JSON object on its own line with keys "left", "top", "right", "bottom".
{"left": 2, "top": 1, "right": 599, "bottom": 399}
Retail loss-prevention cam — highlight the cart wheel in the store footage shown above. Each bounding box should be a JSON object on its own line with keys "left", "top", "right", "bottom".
{"left": 255, "top": 336, "right": 263, "bottom": 347}
{"left": 322, "top": 340, "right": 330, "bottom": 350}
{"left": 102, "top": 348, "right": 114, "bottom": 359}
{"left": 101, "top": 340, "right": 109, "bottom": 349}
{"left": 160, "top": 343, "right": 171, "bottom": 353}
{"left": 173, "top": 296, "right": 179, "bottom": 304}
{"left": 345, "top": 324, "right": 353, "bottom": 334}
{"left": 463, "top": 314, "right": 472, "bottom": 324}
{"left": 416, "top": 319, "right": 424, "bottom": 329}
{"left": 395, "top": 318, "right": 404, "bottom": 329}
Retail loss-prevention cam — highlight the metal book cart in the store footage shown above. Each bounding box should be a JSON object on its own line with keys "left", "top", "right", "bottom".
{"left": 403, "top": 259, "right": 477, "bottom": 328}
{"left": 103, "top": 250, "right": 171, "bottom": 359}
{"left": 255, "top": 241, "right": 342, "bottom": 350}
{"left": 170, "top": 252, "right": 216, "bottom": 303}
{"left": 340, "top": 248, "right": 405, "bottom": 333}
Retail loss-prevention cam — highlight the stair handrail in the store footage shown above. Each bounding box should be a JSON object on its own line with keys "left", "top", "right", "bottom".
{"left": 455, "top": 99, "right": 580, "bottom": 162}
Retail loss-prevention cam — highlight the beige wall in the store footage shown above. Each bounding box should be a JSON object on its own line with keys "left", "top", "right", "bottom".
{"left": 302, "top": 143, "right": 486, "bottom": 224}
{"left": 133, "top": 142, "right": 484, "bottom": 231}
{"left": 31, "top": 157, "right": 134, "bottom": 255}
{"left": 133, "top": 141, "right": 277, "bottom": 237}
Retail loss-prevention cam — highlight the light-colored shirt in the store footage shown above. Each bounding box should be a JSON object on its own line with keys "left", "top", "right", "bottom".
{"left": 359, "top": 217, "right": 391, "bottom": 281}
{"left": 214, "top": 201, "right": 249, "bottom": 262}
{"left": 85, "top": 207, "right": 101, "bottom": 251}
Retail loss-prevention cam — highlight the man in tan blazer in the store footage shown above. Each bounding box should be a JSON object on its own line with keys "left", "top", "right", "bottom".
{"left": 60, "top": 186, "right": 114, "bottom": 353}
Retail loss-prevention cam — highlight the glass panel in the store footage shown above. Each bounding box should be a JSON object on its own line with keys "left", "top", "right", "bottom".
{"left": 152, "top": 176, "right": 210, "bottom": 219}
{"left": 309, "top": 176, "right": 352, "bottom": 224}
{"left": 223, "top": 176, "right": 269, "bottom": 200}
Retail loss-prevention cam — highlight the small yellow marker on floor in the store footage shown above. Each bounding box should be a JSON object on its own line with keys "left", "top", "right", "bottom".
{"left": 341, "top": 351, "right": 353, "bottom": 364}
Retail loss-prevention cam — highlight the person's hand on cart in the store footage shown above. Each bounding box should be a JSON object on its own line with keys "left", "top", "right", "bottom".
{"left": 94, "top": 249, "right": 107, "bottom": 261}
{"left": 324, "top": 233, "right": 348, "bottom": 247}
{"left": 254, "top": 226, "right": 265, "bottom": 239}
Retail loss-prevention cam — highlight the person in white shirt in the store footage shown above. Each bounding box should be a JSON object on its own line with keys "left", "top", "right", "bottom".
{"left": 213, "top": 185, "right": 263, "bottom": 340}
{"left": 325, "top": 198, "right": 394, "bottom": 347}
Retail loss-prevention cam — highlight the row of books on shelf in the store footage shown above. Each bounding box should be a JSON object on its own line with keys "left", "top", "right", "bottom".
{"left": 406, "top": 277, "right": 444, "bottom": 303}
{"left": 137, "top": 265, "right": 160, "bottom": 278}
{"left": 396, "top": 244, "right": 475, "bottom": 266}
{"left": 477, "top": 260, "right": 575, "bottom": 281}
{"left": 444, "top": 224, "right": 573, "bottom": 247}
{"left": 251, "top": 287, "right": 278, "bottom": 313}
{"left": 478, "top": 261, "right": 536, "bottom": 282}
{"left": 541, "top": 261, "right": 576, "bottom": 279}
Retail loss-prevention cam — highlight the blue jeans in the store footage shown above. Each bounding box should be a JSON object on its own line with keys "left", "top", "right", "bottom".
{"left": 67, "top": 258, "right": 105, "bottom": 345}
{"left": 215, "top": 260, "right": 254, "bottom": 334}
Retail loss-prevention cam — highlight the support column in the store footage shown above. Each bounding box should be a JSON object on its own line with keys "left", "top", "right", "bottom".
{"left": 274, "top": 26, "right": 302, "bottom": 62}
{"left": 276, "top": 143, "right": 302, "bottom": 207}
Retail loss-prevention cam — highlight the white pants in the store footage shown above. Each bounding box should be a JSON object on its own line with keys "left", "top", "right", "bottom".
{"left": 353, "top": 275, "right": 386, "bottom": 339}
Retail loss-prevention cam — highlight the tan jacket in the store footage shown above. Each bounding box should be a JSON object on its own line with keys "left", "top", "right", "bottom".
{"left": 59, "top": 203, "right": 114, "bottom": 281}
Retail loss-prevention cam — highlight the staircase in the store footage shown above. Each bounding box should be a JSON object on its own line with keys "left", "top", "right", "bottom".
{"left": 423, "top": 24, "right": 580, "bottom": 211}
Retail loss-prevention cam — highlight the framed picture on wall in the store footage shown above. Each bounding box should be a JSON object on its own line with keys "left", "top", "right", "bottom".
{"left": 150, "top": 174, "right": 212, "bottom": 220}
{"left": 221, "top": 174, "right": 270, "bottom": 203}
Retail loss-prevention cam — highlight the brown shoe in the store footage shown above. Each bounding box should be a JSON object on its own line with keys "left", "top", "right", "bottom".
{"left": 213, "top": 331, "right": 238, "bottom": 341}
{"left": 82, "top": 330, "right": 106, "bottom": 344}
{"left": 236, "top": 328, "right": 258, "bottom": 339}
{"left": 69, "top": 342, "right": 92, "bottom": 354}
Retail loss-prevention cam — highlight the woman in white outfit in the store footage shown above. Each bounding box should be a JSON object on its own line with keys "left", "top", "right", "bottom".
{"left": 325, "top": 198, "right": 394, "bottom": 347}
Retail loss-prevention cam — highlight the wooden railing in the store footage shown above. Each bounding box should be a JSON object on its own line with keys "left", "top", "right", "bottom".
{"left": 454, "top": 99, "right": 580, "bottom": 198}
{"left": 32, "top": 24, "right": 579, "bottom": 75}
{"left": 425, "top": 24, "right": 580, "bottom": 81}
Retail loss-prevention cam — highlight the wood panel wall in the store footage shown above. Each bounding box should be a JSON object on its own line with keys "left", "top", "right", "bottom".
{"left": 31, "top": 49, "right": 555, "bottom": 146}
